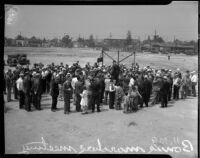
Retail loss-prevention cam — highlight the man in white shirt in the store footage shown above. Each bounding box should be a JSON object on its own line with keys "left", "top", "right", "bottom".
{"left": 71, "top": 76, "right": 78, "bottom": 105}
{"left": 16, "top": 73, "right": 25, "bottom": 109}
{"left": 190, "top": 71, "right": 197, "bottom": 97}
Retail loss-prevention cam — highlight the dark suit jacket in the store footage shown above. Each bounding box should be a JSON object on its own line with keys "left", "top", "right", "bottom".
{"left": 160, "top": 80, "right": 170, "bottom": 95}
{"left": 75, "top": 81, "right": 83, "bottom": 95}
{"left": 50, "top": 79, "right": 59, "bottom": 96}
{"left": 32, "top": 77, "right": 43, "bottom": 95}
{"left": 143, "top": 79, "right": 152, "bottom": 95}
{"left": 90, "top": 78, "right": 100, "bottom": 96}
{"left": 23, "top": 76, "right": 32, "bottom": 94}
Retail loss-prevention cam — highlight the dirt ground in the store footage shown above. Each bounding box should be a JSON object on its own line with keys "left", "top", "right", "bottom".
{"left": 4, "top": 47, "right": 198, "bottom": 157}
{"left": 4, "top": 93, "right": 198, "bottom": 157}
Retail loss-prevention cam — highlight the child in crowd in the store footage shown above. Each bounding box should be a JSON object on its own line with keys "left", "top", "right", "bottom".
{"left": 109, "top": 79, "right": 116, "bottom": 109}
{"left": 80, "top": 86, "right": 88, "bottom": 114}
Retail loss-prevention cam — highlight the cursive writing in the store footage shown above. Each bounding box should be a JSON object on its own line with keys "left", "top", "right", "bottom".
{"left": 18, "top": 137, "right": 194, "bottom": 154}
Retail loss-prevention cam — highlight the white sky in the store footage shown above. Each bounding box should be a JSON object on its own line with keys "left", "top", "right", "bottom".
{"left": 5, "top": 1, "right": 198, "bottom": 41}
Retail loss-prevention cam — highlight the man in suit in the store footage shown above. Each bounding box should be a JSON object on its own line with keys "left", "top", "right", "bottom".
{"left": 151, "top": 74, "right": 162, "bottom": 105}
{"left": 160, "top": 76, "right": 170, "bottom": 108}
{"left": 143, "top": 75, "right": 152, "bottom": 107}
{"left": 12, "top": 70, "right": 19, "bottom": 100}
{"left": 5, "top": 69, "right": 13, "bottom": 102}
{"left": 111, "top": 60, "right": 120, "bottom": 84}
{"left": 23, "top": 72, "right": 32, "bottom": 111}
{"left": 63, "top": 74, "right": 72, "bottom": 114}
{"left": 50, "top": 75, "right": 59, "bottom": 112}
{"left": 32, "top": 73, "right": 43, "bottom": 110}
{"left": 75, "top": 76, "right": 83, "bottom": 112}
{"left": 90, "top": 76, "right": 101, "bottom": 112}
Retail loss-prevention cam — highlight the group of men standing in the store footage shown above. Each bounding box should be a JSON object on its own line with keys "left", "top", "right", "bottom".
{"left": 4, "top": 60, "right": 197, "bottom": 113}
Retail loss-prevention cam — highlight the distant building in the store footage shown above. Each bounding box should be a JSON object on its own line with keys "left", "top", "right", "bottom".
{"left": 73, "top": 41, "right": 85, "bottom": 48}
{"left": 151, "top": 42, "right": 195, "bottom": 54}
{"left": 16, "top": 39, "right": 29, "bottom": 47}
{"left": 42, "top": 42, "right": 51, "bottom": 47}
{"left": 15, "top": 35, "right": 29, "bottom": 47}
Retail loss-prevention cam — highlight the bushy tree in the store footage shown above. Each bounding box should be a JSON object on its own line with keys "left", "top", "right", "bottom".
{"left": 61, "top": 34, "right": 72, "bottom": 47}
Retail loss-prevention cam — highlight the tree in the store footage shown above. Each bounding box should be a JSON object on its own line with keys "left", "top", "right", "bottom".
{"left": 156, "top": 37, "right": 165, "bottom": 43}
{"left": 125, "top": 30, "right": 132, "bottom": 46}
{"left": 77, "top": 37, "right": 85, "bottom": 47}
{"left": 88, "top": 34, "right": 95, "bottom": 48}
{"left": 5, "top": 37, "right": 14, "bottom": 46}
{"left": 15, "top": 34, "right": 25, "bottom": 40}
{"left": 61, "top": 34, "right": 72, "bottom": 47}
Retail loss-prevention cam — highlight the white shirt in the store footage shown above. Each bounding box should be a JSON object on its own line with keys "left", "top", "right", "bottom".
{"left": 42, "top": 71, "right": 46, "bottom": 78}
{"left": 71, "top": 77, "right": 78, "bottom": 89}
{"left": 109, "top": 84, "right": 116, "bottom": 92}
{"left": 16, "top": 77, "right": 24, "bottom": 91}
{"left": 129, "top": 77, "right": 135, "bottom": 87}
{"left": 191, "top": 74, "right": 197, "bottom": 83}
{"left": 105, "top": 78, "right": 111, "bottom": 91}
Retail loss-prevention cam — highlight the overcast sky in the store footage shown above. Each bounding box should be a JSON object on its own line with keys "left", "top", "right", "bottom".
{"left": 5, "top": 1, "right": 198, "bottom": 41}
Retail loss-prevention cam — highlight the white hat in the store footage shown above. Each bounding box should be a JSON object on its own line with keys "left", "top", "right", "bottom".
{"left": 56, "top": 74, "right": 60, "bottom": 78}
{"left": 59, "top": 71, "right": 63, "bottom": 75}
{"left": 156, "top": 74, "right": 160, "bottom": 77}
{"left": 144, "top": 75, "right": 148, "bottom": 78}
{"left": 32, "top": 72, "right": 36, "bottom": 76}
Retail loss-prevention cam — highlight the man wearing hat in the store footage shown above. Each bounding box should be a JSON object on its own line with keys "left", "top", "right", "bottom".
{"left": 143, "top": 75, "right": 152, "bottom": 107}
{"left": 23, "top": 71, "right": 32, "bottom": 111}
{"left": 160, "top": 76, "right": 170, "bottom": 107}
{"left": 75, "top": 75, "right": 84, "bottom": 112}
{"left": 63, "top": 74, "right": 72, "bottom": 114}
{"left": 5, "top": 69, "right": 13, "bottom": 102}
{"left": 50, "top": 75, "right": 60, "bottom": 112}
{"left": 32, "top": 73, "right": 43, "bottom": 110}
{"left": 173, "top": 72, "right": 181, "bottom": 100}
{"left": 90, "top": 76, "right": 101, "bottom": 112}
{"left": 111, "top": 60, "right": 120, "bottom": 84}
{"left": 16, "top": 73, "right": 25, "bottom": 109}
{"left": 12, "top": 69, "right": 19, "bottom": 100}
{"left": 190, "top": 71, "right": 197, "bottom": 97}
{"left": 151, "top": 74, "right": 162, "bottom": 105}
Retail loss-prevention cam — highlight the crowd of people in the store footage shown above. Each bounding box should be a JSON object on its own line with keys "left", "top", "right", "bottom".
{"left": 4, "top": 60, "right": 197, "bottom": 114}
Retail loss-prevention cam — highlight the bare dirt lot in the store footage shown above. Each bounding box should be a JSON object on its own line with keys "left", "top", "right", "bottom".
{"left": 4, "top": 47, "right": 198, "bottom": 157}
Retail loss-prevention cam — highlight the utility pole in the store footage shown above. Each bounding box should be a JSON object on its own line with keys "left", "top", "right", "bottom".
{"left": 117, "top": 50, "right": 120, "bottom": 65}
{"left": 101, "top": 49, "right": 104, "bottom": 66}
